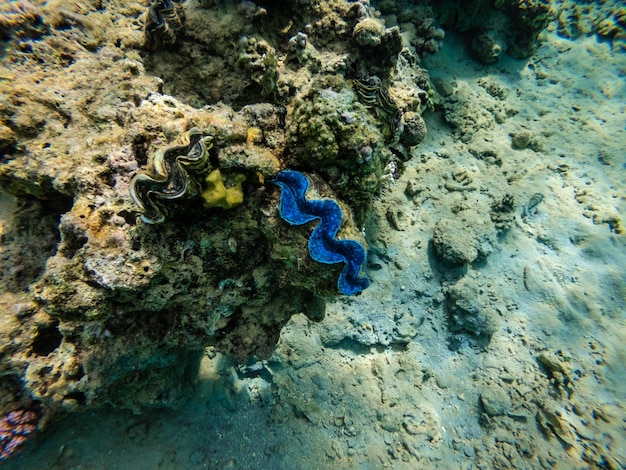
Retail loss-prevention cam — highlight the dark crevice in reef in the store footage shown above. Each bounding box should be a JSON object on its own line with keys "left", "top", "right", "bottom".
{"left": 132, "top": 133, "right": 150, "bottom": 167}
{"left": 31, "top": 321, "right": 63, "bottom": 356}
{"left": 0, "top": 195, "right": 72, "bottom": 293}
{"left": 58, "top": 219, "right": 88, "bottom": 260}
{"left": 63, "top": 392, "right": 86, "bottom": 405}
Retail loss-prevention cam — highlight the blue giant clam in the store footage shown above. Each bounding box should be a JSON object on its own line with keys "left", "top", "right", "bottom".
{"left": 272, "top": 170, "right": 370, "bottom": 296}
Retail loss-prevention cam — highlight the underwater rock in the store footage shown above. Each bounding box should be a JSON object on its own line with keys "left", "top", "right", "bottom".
{"left": 353, "top": 18, "right": 386, "bottom": 47}
{"left": 400, "top": 111, "right": 427, "bottom": 146}
{"left": 511, "top": 129, "right": 533, "bottom": 150}
{"left": 445, "top": 276, "right": 499, "bottom": 345}
{"left": 480, "top": 386, "right": 512, "bottom": 416}
{"left": 432, "top": 211, "right": 497, "bottom": 266}
{"left": 472, "top": 32, "right": 505, "bottom": 64}
{"left": 433, "top": 219, "right": 478, "bottom": 266}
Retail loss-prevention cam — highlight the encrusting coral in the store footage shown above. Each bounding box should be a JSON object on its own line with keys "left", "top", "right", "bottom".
{"left": 0, "top": 409, "right": 39, "bottom": 461}
{"left": 201, "top": 169, "right": 246, "bottom": 210}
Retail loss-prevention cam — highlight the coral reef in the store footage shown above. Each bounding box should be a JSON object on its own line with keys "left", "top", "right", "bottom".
{"left": 273, "top": 170, "right": 369, "bottom": 296}
{"left": 0, "top": 1, "right": 623, "bottom": 468}
{"left": 0, "top": 0, "right": 426, "bottom": 438}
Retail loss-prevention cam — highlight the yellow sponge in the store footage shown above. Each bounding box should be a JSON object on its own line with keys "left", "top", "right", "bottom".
{"left": 201, "top": 169, "right": 246, "bottom": 209}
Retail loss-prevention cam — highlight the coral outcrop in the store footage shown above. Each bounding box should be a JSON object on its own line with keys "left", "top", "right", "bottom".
{"left": 0, "top": 0, "right": 430, "bottom": 447}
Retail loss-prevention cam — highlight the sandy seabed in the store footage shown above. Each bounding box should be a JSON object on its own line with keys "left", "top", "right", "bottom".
{"left": 2, "top": 5, "right": 625, "bottom": 470}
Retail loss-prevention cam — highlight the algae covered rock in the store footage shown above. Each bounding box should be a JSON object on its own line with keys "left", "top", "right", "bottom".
{"left": 286, "top": 82, "right": 393, "bottom": 225}
{"left": 432, "top": 211, "right": 497, "bottom": 266}
{"left": 352, "top": 18, "right": 386, "bottom": 47}
{"left": 445, "top": 276, "right": 500, "bottom": 346}
{"left": 480, "top": 385, "right": 512, "bottom": 416}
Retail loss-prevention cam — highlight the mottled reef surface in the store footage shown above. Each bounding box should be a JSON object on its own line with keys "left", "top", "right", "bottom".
{"left": 0, "top": 0, "right": 625, "bottom": 468}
